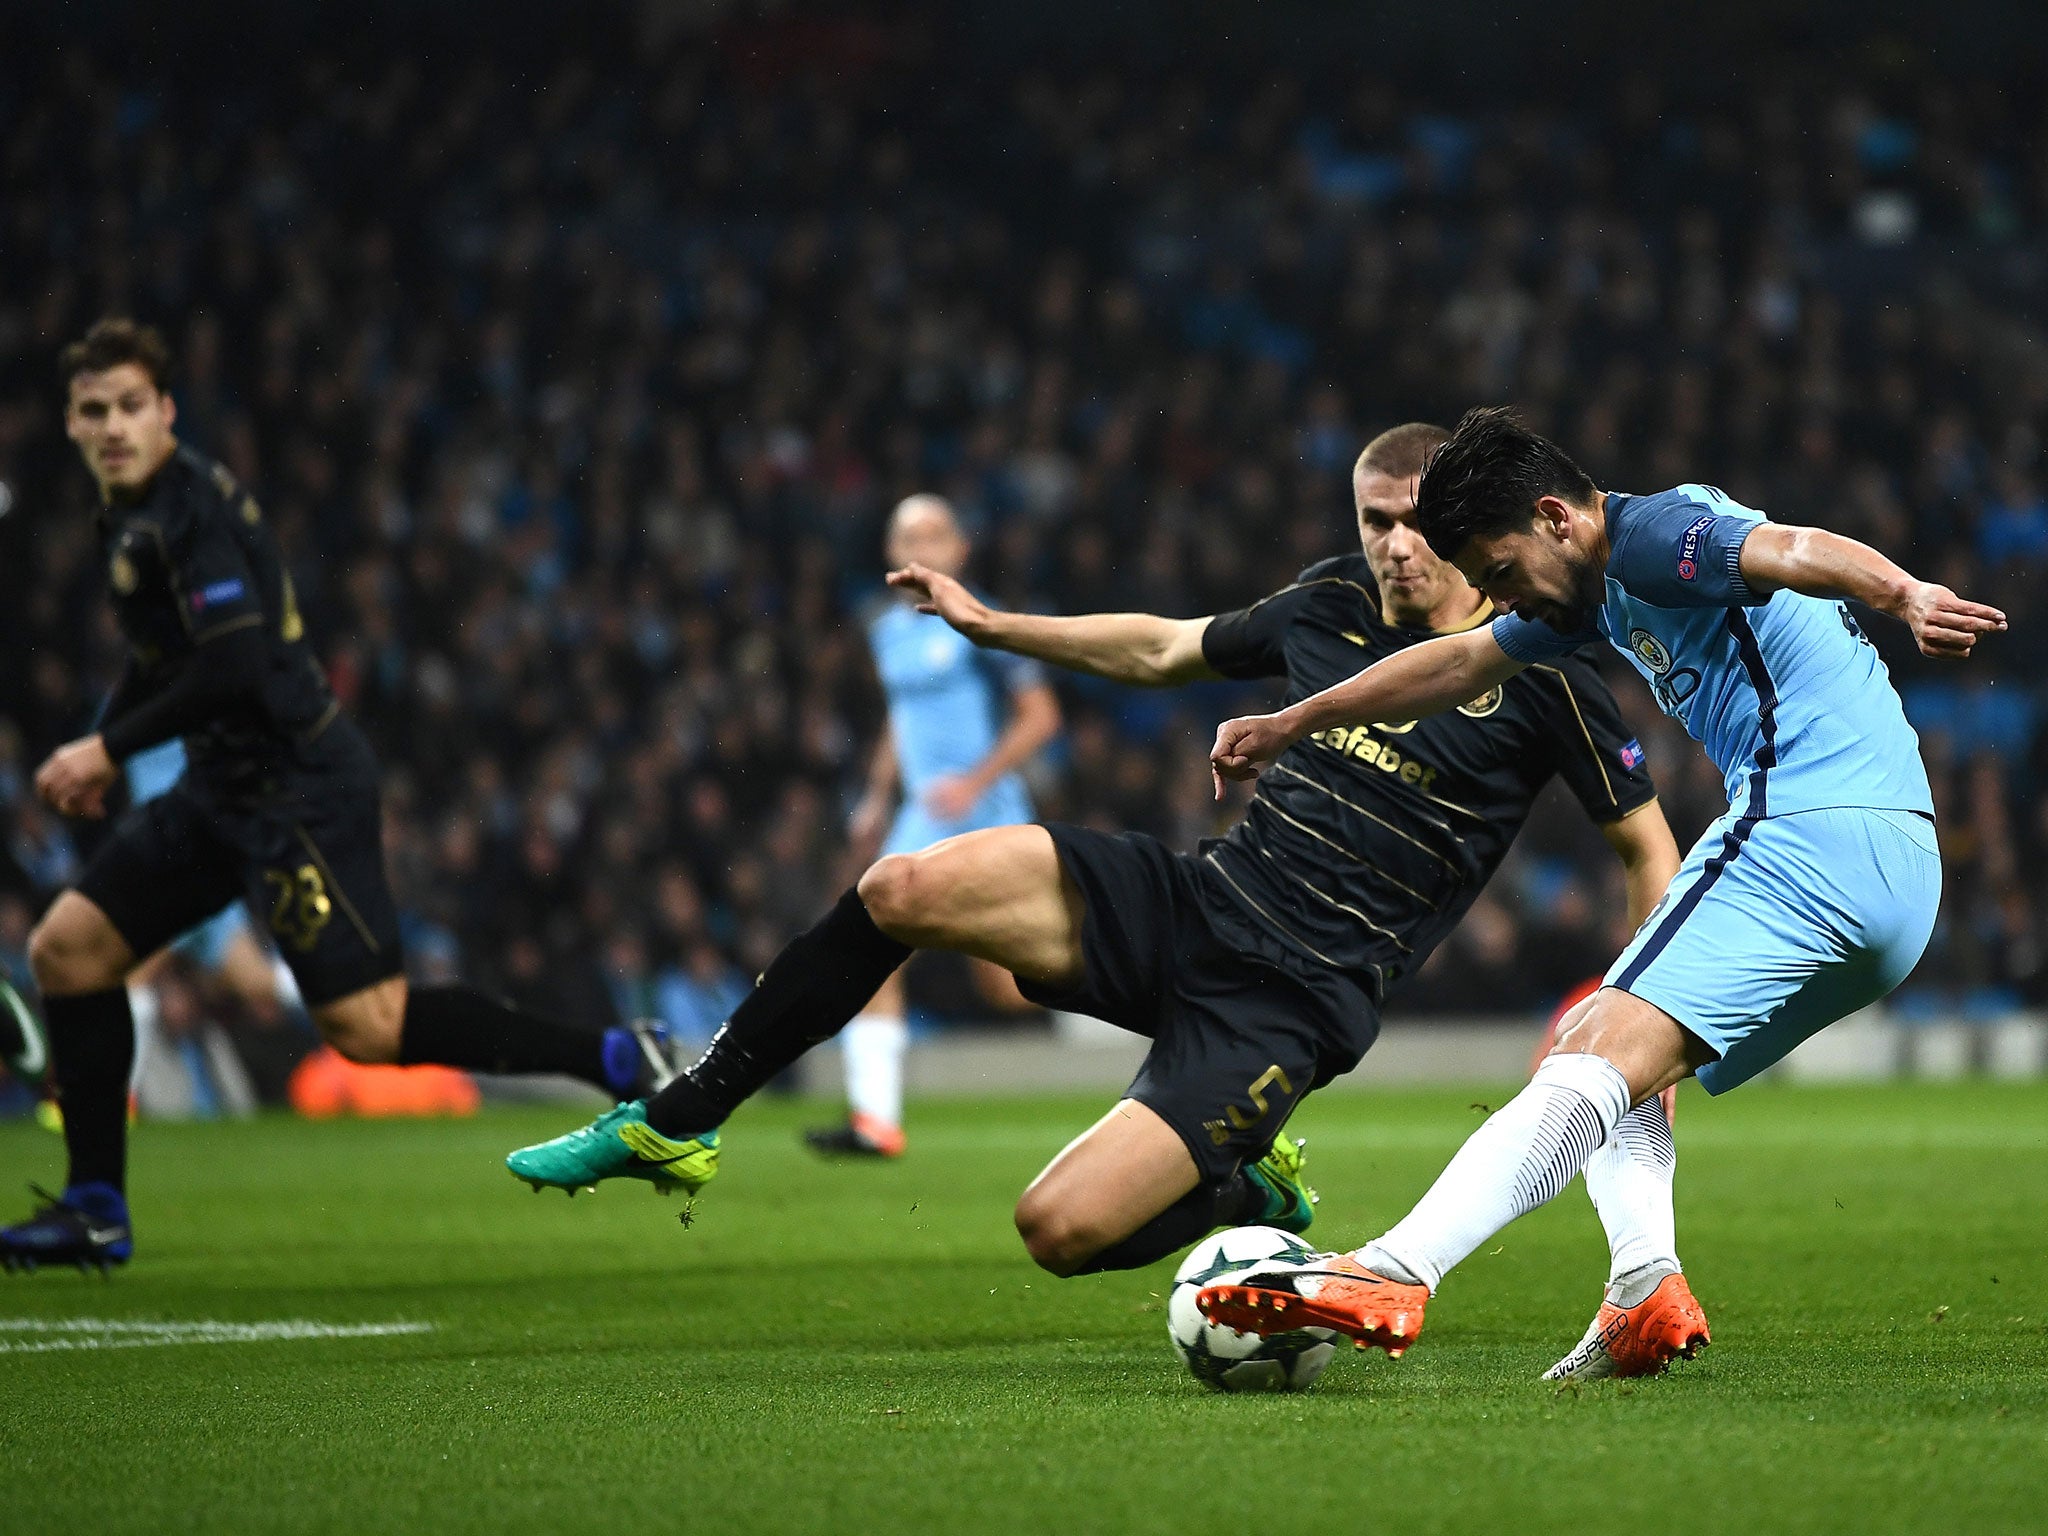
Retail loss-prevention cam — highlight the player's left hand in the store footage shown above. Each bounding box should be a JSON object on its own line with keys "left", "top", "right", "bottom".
{"left": 1900, "top": 582, "right": 2007, "bottom": 659}
{"left": 922, "top": 773, "right": 983, "bottom": 821}
{"left": 35, "top": 734, "right": 118, "bottom": 819}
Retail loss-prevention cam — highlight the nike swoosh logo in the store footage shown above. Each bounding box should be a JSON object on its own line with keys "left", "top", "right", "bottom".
{"left": 83, "top": 1225, "right": 127, "bottom": 1246}
{"left": 1341, "top": 631, "right": 1369, "bottom": 647}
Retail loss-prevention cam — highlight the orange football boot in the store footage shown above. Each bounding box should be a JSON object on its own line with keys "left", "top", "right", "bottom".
{"left": 1197, "top": 1252, "right": 1431, "bottom": 1357}
{"left": 1543, "top": 1264, "right": 1711, "bottom": 1381}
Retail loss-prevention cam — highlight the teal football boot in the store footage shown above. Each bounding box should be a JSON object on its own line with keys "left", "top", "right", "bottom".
{"left": 1243, "top": 1135, "right": 1317, "bottom": 1233}
{"left": 505, "top": 1100, "right": 720, "bottom": 1197}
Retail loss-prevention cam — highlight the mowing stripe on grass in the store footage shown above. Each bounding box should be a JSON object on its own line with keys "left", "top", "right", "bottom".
{"left": 0, "top": 1317, "right": 434, "bottom": 1354}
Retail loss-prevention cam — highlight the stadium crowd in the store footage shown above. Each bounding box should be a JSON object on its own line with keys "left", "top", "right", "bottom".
{"left": 4, "top": 14, "right": 2047, "bottom": 1096}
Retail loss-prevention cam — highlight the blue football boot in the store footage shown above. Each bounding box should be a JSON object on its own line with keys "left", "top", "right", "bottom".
{"left": 1, "top": 1183, "right": 133, "bottom": 1274}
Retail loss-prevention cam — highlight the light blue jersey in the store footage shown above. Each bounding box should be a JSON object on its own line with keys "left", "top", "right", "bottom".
{"left": 1492, "top": 485, "right": 1940, "bottom": 1092}
{"left": 869, "top": 602, "right": 1040, "bottom": 854}
{"left": 1494, "top": 486, "right": 1933, "bottom": 819}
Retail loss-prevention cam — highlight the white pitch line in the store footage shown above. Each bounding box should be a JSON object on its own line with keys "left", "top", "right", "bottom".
{"left": 0, "top": 1317, "right": 434, "bottom": 1354}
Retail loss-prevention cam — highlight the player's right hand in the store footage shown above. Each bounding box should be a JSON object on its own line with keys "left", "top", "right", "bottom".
{"left": 1210, "top": 712, "right": 1301, "bottom": 798}
{"left": 1900, "top": 582, "right": 2006, "bottom": 659}
{"left": 34, "top": 734, "right": 116, "bottom": 819}
{"left": 887, "top": 563, "right": 991, "bottom": 638}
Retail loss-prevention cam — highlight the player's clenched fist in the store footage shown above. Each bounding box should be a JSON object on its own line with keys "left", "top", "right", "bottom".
{"left": 1896, "top": 581, "right": 2006, "bottom": 660}
{"left": 34, "top": 733, "right": 117, "bottom": 819}
{"left": 1211, "top": 711, "right": 1301, "bottom": 797}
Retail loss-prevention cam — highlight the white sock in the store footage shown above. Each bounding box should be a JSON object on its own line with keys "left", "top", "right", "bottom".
{"left": 1359, "top": 1053, "right": 1632, "bottom": 1292}
{"left": 841, "top": 1013, "right": 907, "bottom": 1129}
{"left": 1583, "top": 1097, "right": 1680, "bottom": 1280}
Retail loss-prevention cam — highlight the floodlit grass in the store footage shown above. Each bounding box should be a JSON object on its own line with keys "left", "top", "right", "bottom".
{"left": 2, "top": 1081, "right": 2043, "bottom": 1534}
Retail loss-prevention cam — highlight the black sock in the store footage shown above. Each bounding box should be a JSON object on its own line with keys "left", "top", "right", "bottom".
{"left": 1075, "top": 1171, "right": 1266, "bottom": 1275}
{"left": 645, "top": 887, "right": 911, "bottom": 1136}
{"left": 398, "top": 983, "right": 610, "bottom": 1089}
{"left": 48, "top": 988, "right": 136, "bottom": 1193}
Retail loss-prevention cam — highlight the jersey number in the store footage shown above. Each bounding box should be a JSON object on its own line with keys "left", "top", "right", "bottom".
{"left": 278, "top": 566, "right": 305, "bottom": 643}
{"left": 1204, "top": 1064, "right": 1295, "bottom": 1146}
{"left": 264, "top": 864, "right": 333, "bottom": 952}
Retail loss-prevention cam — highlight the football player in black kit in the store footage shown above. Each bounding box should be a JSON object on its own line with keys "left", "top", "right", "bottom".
{"left": 508, "top": 422, "right": 1685, "bottom": 1283}
{"left": 1, "top": 319, "right": 686, "bottom": 1272}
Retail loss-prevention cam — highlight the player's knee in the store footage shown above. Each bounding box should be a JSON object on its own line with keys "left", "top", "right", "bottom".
{"left": 1013, "top": 1192, "right": 1102, "bottom": 1277}
{"left": 857, "top": 855, "right": 934, "bottom": 942}
{"left": 27, "top": 910, "right": 124, "bottom": 995}
{"left": 314, "top": 996, "right": 403, "bottom": 1065}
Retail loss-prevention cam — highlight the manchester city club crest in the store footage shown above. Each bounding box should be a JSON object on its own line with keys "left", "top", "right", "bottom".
{"left": 1629, "top": 628, "right": 1673, "bottom": 675}
{"left": 1456, "top": 686, "right": 1505, "bottom": 718}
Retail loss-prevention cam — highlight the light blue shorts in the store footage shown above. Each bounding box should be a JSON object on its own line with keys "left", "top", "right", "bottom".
{"left": 881, "top": 778, "right": 1034, "bottom": 858}
{"left": 1606, "top": 805, "right": 1941, "bottom": 1094}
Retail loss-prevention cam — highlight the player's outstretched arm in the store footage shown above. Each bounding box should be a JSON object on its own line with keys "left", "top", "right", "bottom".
{"left": 887, "top": 561, "right": 1218, "bottom": 686}
{"left": 1210, "top": 626, "right": 1524, "bottom": 794}
{"left": 1738, "top": 524, "right": 2007, "bottom": 659}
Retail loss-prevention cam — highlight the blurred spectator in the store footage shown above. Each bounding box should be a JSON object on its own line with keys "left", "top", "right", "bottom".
{"left": 2, "top": 18, "right": 2046, "bottom": 1032}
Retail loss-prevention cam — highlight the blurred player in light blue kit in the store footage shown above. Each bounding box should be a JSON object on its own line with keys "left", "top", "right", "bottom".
{"left": 1203, "top": 408, "right": 2004, "bottom": 1379}
{"left": 806, "top": 495, "right": 1061, "bottom": 1157}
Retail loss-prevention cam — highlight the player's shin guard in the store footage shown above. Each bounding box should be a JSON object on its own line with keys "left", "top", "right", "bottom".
{"left": 46, "top": 988, "right": 137, "bottom": 1193}
{"left": 645, "top": 887, "right": 912, "bottom": 1138}
{"left": 1361, "top": 1053, "right": 1631, "bottom": 1292}
{"left": 1583, "top": 1097, "right": 1679, "bottom": 1279}
{"left": 1074, "top": 1174, "right": 1267, "bottom": 1275}
{"left": 398, "top": 983, "right": 611, "bottom": 1089}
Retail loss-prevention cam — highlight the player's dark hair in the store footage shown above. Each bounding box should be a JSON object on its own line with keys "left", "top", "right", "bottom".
{"left": 59, "top": 317, "right": 172, "bottom": 393}
{"left": 1356, "top": 421, "right": 1449, "bottom": 482}
{"left": 1414, "top": 407, "right": 1597, "bottom": 562}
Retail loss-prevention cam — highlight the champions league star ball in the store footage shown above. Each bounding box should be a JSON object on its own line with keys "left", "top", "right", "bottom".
{"left": 1168, "top": 1226, "right": 1337, "bottom": 1393}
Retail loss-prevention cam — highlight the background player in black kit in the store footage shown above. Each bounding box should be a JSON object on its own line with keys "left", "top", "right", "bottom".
{"left": 1, "top": 320, "right": 686, "bottom": 1271}
{"left": 507, "top": 423, "right": 1683, "bottom": 1278}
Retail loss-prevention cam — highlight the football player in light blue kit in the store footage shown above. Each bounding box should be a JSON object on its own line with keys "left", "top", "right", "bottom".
{"left": 1203, "top": 408, "right": 2005, "bottom": 1379}
{"left": 806, "top": 494, "right": 1061, "bottom": 1157}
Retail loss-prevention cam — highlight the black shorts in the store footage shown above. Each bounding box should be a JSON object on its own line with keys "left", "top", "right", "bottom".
{"left": 77, "top": 722, "right": 402, "bottom": 1007}
{"left": 1019, "top": 823, "right": 1381, "bottom": 1183}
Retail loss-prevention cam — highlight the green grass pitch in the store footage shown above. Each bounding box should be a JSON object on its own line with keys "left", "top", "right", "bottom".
{"left": 2, "top": 1080, "right": 2043, "bottom": 1534}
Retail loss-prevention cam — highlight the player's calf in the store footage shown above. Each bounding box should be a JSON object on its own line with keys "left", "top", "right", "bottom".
{"left": 312, "top": 975, "right": 408, "bottom": 1064}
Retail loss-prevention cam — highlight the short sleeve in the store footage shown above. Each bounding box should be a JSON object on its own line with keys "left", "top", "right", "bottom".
{"left": 1490, "top": 613, "right": 1594, "bottom": 663}
{"left": 1607, "top": 489, "right": 1765, "bottom": 607}
{"left": 1534, "top": 657, "right": 1659, "bottom": 823}
{"left": 171, "top": 510, "right": 265, "bottom": 643}
{"left": 1201, "top": 583, "right": 1321, "bottom": 680}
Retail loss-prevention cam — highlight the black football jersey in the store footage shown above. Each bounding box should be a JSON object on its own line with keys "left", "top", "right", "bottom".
{"left": 1199, "top": 554, "right": 1657, "bottom": 1001}
{"left": 98, "top": 443, "right": 338, "bottom": 793}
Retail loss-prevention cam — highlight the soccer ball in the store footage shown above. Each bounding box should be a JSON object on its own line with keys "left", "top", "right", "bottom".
{"left": 1168, "top": 1225, "right": 1337, "bottom": 1393}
